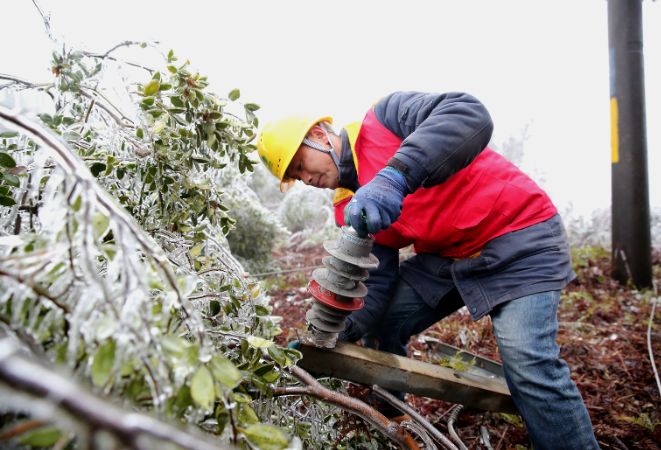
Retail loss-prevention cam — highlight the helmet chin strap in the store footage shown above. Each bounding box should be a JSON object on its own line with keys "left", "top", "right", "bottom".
{"left": 302, "top": 126, "right": 340, "bottom": 172}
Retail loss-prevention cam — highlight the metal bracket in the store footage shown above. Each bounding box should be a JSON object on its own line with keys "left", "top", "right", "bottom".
{"left": 296, "top": 330, "right": 519, "bottom": 415}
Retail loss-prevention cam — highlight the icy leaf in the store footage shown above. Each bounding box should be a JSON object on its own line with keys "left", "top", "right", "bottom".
{"left": 209, "top": 300, "right": 221, "bottom": 316}
{"left": 17, "top": 426, "right": 62, "bottom": 447}
{"left": 233, "top": 392, "right": 252, "bottom": 403}
{"left": 0, "top": 152, "right": 17, "bottom": 168}
{"left": 242, "top": 424, "right": 289, "bottom": 450}
{"left": 261, "top": 370, "right": 281, "bottom": 383}
{"left": 190, "top": 365, "right": 215, "bottom": 410}
{"left": 151, "top": 123, "right": 165, "bottom": 134}
{"left": 244, "top": 103, "right": 260, "bottom": 112}
{"left": 296, "top": 422, "right": 312, "bottom": 439}
{"left": 255, "top": 305, "right": 270, "bottom": 316}
{"left": 92, "top": 213, "right": 110, "bottom": 240}
{"left": 177, "top": 275, "right": 197, "bottom": 296}
{"left": 167, "top": 65, "right": 177, "bottom": 74}
{"left": 144, "top": 80, "right": 160, "bottom": 96}
{"left": 170, "top": 384, "right": 193, "bottom": 418}
{"left": 237, "top": 404, "right": 260, "bottom": 425}
{"left": 136, "top": 128, "right": 144, "bottom": 138}
{"left": 267, "top": 346, "right": 288, "bottom": 366}
{"left": 247, "top": 336, "right": 274, "bottom": 348}
{"left": 90, "top": 162, "right": 106, "bottom": 177}
{"left": 96, "top": 316, "right": 116, "bottom": 341}
{"left": 185, "top": 345, "right": 200, "bottom": 366}
{"left": 92, "top": 339, "right": 116, "bottom": 386}
{"left": 250, "top": 284, "right": 260, "bottom": 299}
{"left": 62, "top": 131, "right": 81, "bottom": 141}
{"left": 160, "top": 336, "right": 188, "bottom": 357}
{"left": 0, "top": 131, "right": 18, "bottom": 138}
{"left": 228, "top": 89, "right": 240, "bottom": 101}
{"left": 190, "top": 244, "right": 202, "bottom": 258}
{"left": 209, "top": 354, "right": 241, "bottom": 388}
{"left": 0, "top": 195, "right": 16, "bottom": 207}
{"left": 4, "top": 173, "right": 19, "bottom": 187}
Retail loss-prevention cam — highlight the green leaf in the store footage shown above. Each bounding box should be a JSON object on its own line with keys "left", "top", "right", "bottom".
{"left": 63, "top": 131, "right": 81, "bottom": 141}
{"left": 0, "top": 195, "right": 16, "bottom": 207}
{"left": 4, "top": 173, "right": 19, "bottom": 187}
{"left": 136, "top": 128, "right": 144, "bottom": 139}
{"left": 90, "top": 162, "right": 106, "bottom": 177}
{"left": 228, "top": 89, "right": 240, "bottom": 101}
{"left": 247, "top": 336, "right": 274, "bottom": 348}
{"left": 160, "top": 83, "right": 172, "bottom": 91}
{"left": 0, "top": 131, "right": 18, "bottom": 138}
{"left": 209, "top": 300, "right": 221, "bottom": 316}
{"left": 244, "top": 103, "right": 260, "bottom": 112}
{"left": 255, "top": 305, "right": 270, "bottom": 316}
{"left": 17, "top": 426, "right": 63, "bottom": 447}
{"left": 242, "top": 424, "right": 289, "bottom": 450}
{"left": 170, "top": 96, "right": 185, "bottom": 108}
{"left": 190, "top": 364, "right": 215, "bottom": 410}
{"left": 160, "top": 336, "right": 187, "bottom": 357}
{"left": 144, "top": 80, "right": 160, "bottom": 96}
{"left": 190, "top": 244, "right": 202, "bottom": 257}
{"left": 267, "top": 346, "right": 288, "bottom": 366}
{"left": 142, "top": 97, "right": 155, "bottom": 106}
{"left": 233, "top": 392, "right": 252, "bottom": 403}
{"left": 237, "top": 403, "right": 260, "bottom": 425}
{"left": 209, "top": 355, "right": 241, "bottom": 388}
{"left": 296, "top": 421, "right": 312, "bottom": 439}
{"left": 0, "top": 152, "right": 17, "bottom": 168}
{"left": 92, "top": 339, "right": 116, "bottom": 386}
{"left": 167, "top": 65, "right": 177, "bottom": 74}
{"left": 92, "top": 213, "right": 110, "bottom": 240}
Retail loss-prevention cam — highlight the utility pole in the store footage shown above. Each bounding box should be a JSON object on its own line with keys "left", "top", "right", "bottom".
{"left": 607, "top": 0, "right": 652, "bottom": 288}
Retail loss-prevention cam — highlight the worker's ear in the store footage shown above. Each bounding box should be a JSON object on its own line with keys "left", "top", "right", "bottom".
{"left": 307, "top": 125, "right": 328, "bottom": 144}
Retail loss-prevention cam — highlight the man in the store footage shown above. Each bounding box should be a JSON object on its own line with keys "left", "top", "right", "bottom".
{"left": 257, "top": 92, "right": 598, "bottom": 449}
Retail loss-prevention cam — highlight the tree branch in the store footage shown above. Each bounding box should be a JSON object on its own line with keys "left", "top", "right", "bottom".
{"left": 0, "top": 106, "right": 203, "bottom": 344}
{"left": 0, "top": 340, "right": 233, "bottom": 450}
{"left": 272, "top": 365, "right": 419, "bottom": 450}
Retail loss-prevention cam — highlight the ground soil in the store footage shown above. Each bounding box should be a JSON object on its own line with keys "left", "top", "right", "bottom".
{"left": 263, "top": 242, "right": 661, "bottom": 450}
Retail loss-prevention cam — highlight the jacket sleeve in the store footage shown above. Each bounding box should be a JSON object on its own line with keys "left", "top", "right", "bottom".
{"left": 373, "top": 91, "right": 494, "bottom": 193}
{"left": 337, "top": 242, "right": 399, "bottom": 343}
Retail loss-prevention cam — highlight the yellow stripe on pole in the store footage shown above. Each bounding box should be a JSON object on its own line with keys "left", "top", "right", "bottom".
{"left": 611, "top": 97, "right": 619, "bottom": 163}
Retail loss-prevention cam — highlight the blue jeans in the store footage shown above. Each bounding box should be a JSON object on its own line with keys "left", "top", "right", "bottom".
{"left": 366, "top": 279, "right": 598, "bottom": 450}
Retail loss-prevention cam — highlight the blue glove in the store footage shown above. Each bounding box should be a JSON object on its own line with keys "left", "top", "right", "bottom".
{"left": 287, "top": 340, "right": 300, "bottom": 350}
{"left": 344, "top": 168, "right": 407, "bottom": 238}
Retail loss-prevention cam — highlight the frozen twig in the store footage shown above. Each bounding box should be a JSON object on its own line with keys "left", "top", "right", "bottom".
{"left": 273, "top": 364, "right": 419, "bottom": 450}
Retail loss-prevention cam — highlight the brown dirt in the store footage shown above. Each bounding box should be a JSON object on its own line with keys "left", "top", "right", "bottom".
{"left": 264, "top": 244, "right": 661, "bottom": 449}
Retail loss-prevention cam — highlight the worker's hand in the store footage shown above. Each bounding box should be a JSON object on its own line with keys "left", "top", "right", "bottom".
{"left": 344, "top": 168, "right": 407, "bottom": 238}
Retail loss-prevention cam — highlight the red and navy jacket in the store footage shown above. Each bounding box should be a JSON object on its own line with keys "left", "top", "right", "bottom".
{"left": 333, "top": 92, "right": 575, "bottom": 342}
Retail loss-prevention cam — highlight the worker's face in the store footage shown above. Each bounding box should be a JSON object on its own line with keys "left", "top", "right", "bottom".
{"left": 285, "top": 129, "right": 339, "bottom": 190}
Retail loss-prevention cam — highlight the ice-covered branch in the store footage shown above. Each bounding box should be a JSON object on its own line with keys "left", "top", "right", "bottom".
{"left": 0, "top": 340, "right": 233, "bottom": 450}
{"left": 273, "top": 364, "right": 420, "bottom": 450}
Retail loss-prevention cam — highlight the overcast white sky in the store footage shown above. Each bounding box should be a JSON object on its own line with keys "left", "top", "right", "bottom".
{"left": 2, "top": 0, "right": 659, "bottom": 217}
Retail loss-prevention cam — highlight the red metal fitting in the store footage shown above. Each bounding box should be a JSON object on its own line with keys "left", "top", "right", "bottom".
{"left": 307, "top": 280, "right": 364, "bottom": 312}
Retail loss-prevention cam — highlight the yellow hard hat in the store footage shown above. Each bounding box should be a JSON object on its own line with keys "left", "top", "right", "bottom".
{"left": 258, "top": 114, "right": 333, "bottom": 192}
